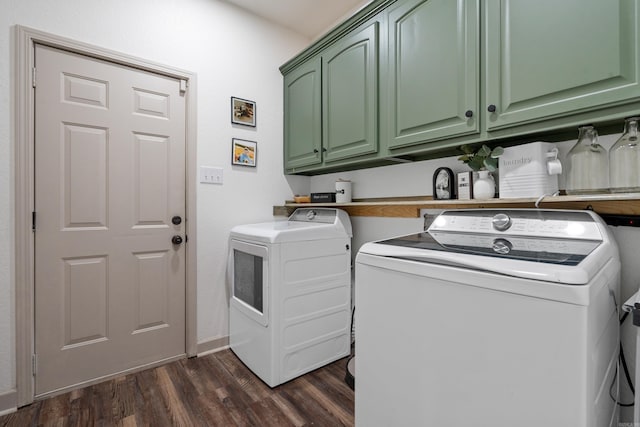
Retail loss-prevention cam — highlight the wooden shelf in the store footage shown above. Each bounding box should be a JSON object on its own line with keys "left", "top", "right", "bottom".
{"left": 275, "top": 193, "right": 640, "bottom": 218}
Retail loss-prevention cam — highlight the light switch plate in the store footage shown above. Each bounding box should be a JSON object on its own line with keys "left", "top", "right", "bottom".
{"left": 200, "top": 166, "right": 223, "bottom": 184}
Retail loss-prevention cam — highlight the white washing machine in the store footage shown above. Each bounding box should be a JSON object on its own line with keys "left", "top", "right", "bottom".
{"left": 623, "top": 291, "right": 640, "bottom": 423}
{"left": 229, "top": 208, "right": 352, "bottom": 387}
{"left": 355, "top": 209, "right": 620, "bottom": 427}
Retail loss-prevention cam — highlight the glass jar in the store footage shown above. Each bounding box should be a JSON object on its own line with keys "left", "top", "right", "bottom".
{"left": 565, "top": 125, "right": 609, "bottom": 194}
{"left": 609, "top": 117, "right": 640, "bottom": 193}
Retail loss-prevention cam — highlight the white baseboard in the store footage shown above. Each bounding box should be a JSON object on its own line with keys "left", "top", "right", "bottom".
{"left": 197, "top": 336, "right": 229, "bottom": 357}
{"left": 0, "top": 389, "right": 17, "bottom": 416}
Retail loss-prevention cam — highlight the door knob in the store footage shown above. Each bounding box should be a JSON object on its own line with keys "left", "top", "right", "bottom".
{"left": 172, "top": 216, "right": 182, "bottom": 225}
{"left": 171, "top": 235, "right": 183, "bottom": 245}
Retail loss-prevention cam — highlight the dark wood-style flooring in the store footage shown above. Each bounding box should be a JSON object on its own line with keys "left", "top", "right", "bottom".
{"left": 0, "top": 349, "right": 354, "bottom": 426}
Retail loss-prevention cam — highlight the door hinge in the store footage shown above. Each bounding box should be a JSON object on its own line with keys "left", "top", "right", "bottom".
{"left": 32, "top": 211, "right": 36, "bottom": 232}
{"left": 179, "top": 79, "right": 187, "bottom": 95}
{"left": 32, "top": 67, "right": 36, "bottom": 88}
{"left": 32, "top": 354, "right": 37, "bottom": 375}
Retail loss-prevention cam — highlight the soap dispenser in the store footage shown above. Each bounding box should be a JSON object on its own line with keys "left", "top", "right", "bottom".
{"left": 565, "top": 125, "right": 608, "bottom": 194}
{"left": 609, "top": 116, "right": 640, "bottom": 193}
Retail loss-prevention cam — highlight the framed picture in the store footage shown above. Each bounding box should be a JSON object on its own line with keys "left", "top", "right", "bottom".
{"left": 231, "top": 97, "right": 256, "bottom": 127}
{"left": 433, "top": 167, "right": 455, "bottom": 200}
{"left": 232, "top": 138, "right": 257, "bottom": 167}
{"left": 457, "top": 171, "right": 473, "bottom": 200}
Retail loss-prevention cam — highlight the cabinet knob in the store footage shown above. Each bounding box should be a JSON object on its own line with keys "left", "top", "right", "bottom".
{"left": 465, "top": 110, "right": 473, "bottom": 118}
{"left": 322, "top": 147, "right": 327, "bottom": 152}
{"left": 313, "top": 149, "right": 319, "bottom": 154}
{"left": 487, "top": 104, "right": 497, "bottom": 113}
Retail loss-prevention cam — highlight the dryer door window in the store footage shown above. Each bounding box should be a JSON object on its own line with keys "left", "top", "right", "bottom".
{"left": 234, "top": 249, "right": 263, "bottom": 313}
{"left": 230, "top": 239, "right": 269, "bottom": 326}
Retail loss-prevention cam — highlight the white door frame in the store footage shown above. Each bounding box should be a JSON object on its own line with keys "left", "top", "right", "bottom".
{"left": 14, "top": 25, "right": 198, "bottom": 406}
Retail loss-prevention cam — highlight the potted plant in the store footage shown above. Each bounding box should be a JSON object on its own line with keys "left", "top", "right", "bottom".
{"left": 458, "top": 144, "right": 504, "bottom": 199}
{"left": 458, "top": 144, "right": 504, "bottom": 172}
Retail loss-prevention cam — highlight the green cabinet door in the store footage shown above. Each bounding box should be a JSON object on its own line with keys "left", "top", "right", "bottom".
{"left": 322, "top": 20, "right": 379, "bottom": 163}
{"left": 484, "top": 0, "right": 640, "bottom": 130}
{"left": 384, "top": 0, "right": 479, "bottom": 150}
{"left": 283, "top": 57, "right": 322, "bottom": 171}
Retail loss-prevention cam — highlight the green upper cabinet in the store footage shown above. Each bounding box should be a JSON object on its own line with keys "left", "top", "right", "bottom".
{"left": 484, "top": 0, "right": 640, "bottom": 131}
{"left": 322, "top": 20, "right": 379, "bottom": 163}
{"left": 283, "top": 57, "right": 322, "bottom": 170}
{"left": 281, "top": 0, "right": 640, "bottom": 175}
{"left": 384, "top": 0, "right": 479, "bottom": 149}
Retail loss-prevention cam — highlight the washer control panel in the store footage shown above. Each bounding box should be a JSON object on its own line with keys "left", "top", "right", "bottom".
{"left": 290, "top": 208, "right": 337, "bottom": 224}
{"left": 491, "top": 213, "right": 512, "bottom": 231}
{"left": 428, "top": 209, "right": 603, "bottom": 240}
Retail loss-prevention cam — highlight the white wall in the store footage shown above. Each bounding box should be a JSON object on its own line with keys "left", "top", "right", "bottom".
{"left": 311, "top": 131, "right": 640, "bottom": 421}
{"left": 0, "top": 0, "right": 312, "bottom": 397}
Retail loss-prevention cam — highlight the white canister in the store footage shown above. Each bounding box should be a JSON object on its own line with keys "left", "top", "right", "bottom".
{"left": 336, "top": 179, "right": 352, "bottom": 203}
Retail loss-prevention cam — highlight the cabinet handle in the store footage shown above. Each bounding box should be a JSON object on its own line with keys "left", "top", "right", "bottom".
{"left": 487, "top": 104, "right": 497, "bottom": 113}
{"left": 465, "top": 110, "right": 473, "bottom": 118}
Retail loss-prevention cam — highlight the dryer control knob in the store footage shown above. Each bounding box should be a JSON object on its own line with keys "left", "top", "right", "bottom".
{"left": 492, "top": 213, "right": 512, "bottom": 231}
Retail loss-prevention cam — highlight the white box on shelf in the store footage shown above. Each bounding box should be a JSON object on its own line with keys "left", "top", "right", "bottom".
{"left": 499, "top": 142, "right": 560, "bottom": 198}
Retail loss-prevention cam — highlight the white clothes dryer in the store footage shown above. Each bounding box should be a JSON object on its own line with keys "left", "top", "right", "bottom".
{"left": 355, "top": 209, "right": 621, "bottom": 427}
{"left": 229, "top": 208, "right": 352, "bottom": 387}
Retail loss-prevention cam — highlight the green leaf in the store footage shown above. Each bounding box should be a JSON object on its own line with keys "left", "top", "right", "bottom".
{"left": 458, "top": 154, "right": 470, "bottom": 162}
{"left": 468, "top": 157, "right": 484, "bottom": 171}
{"left": 460, "top": 144, "right": 475, "bottom": 154}
{"left": 490, "top": 146, "right": 504, "bottom": 158}
{"left": 484, "top": 157, "right": 498, "bottom": 171}
{"left": 478, "top": 145, "right": 492, "bottom": 157}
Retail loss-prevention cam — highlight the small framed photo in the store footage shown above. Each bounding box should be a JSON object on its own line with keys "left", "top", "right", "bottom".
{"left": 232, "top": 138, "right": 257, "bottom": 167}
{"left": 231, "top": 97, "right": 256, "bottom": 127}
{"left": 433, "top": 167, "right": 455, "bottom": 200}
{"left": 457, "top": 171, "right": 473, "bottom": 200}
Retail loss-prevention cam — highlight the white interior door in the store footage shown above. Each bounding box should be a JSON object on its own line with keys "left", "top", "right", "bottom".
{"left": 34, "top": 44, "right": 186, "bottom": 396}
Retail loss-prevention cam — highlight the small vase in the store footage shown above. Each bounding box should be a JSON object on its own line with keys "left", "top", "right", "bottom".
{"left": 473, "top": 170, "right": 495, "bottom": 199}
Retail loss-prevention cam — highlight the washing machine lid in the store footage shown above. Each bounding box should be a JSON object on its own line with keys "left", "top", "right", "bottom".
{"left": 358, "top": 209, "right": 618, "bottom": 285}
{"left": 230, "top": 208, "right": 352, "bottom": 243}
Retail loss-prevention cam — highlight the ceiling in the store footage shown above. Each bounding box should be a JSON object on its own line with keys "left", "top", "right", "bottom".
{"left": 223, "top": 0, "right": 372, "bottom": 39}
